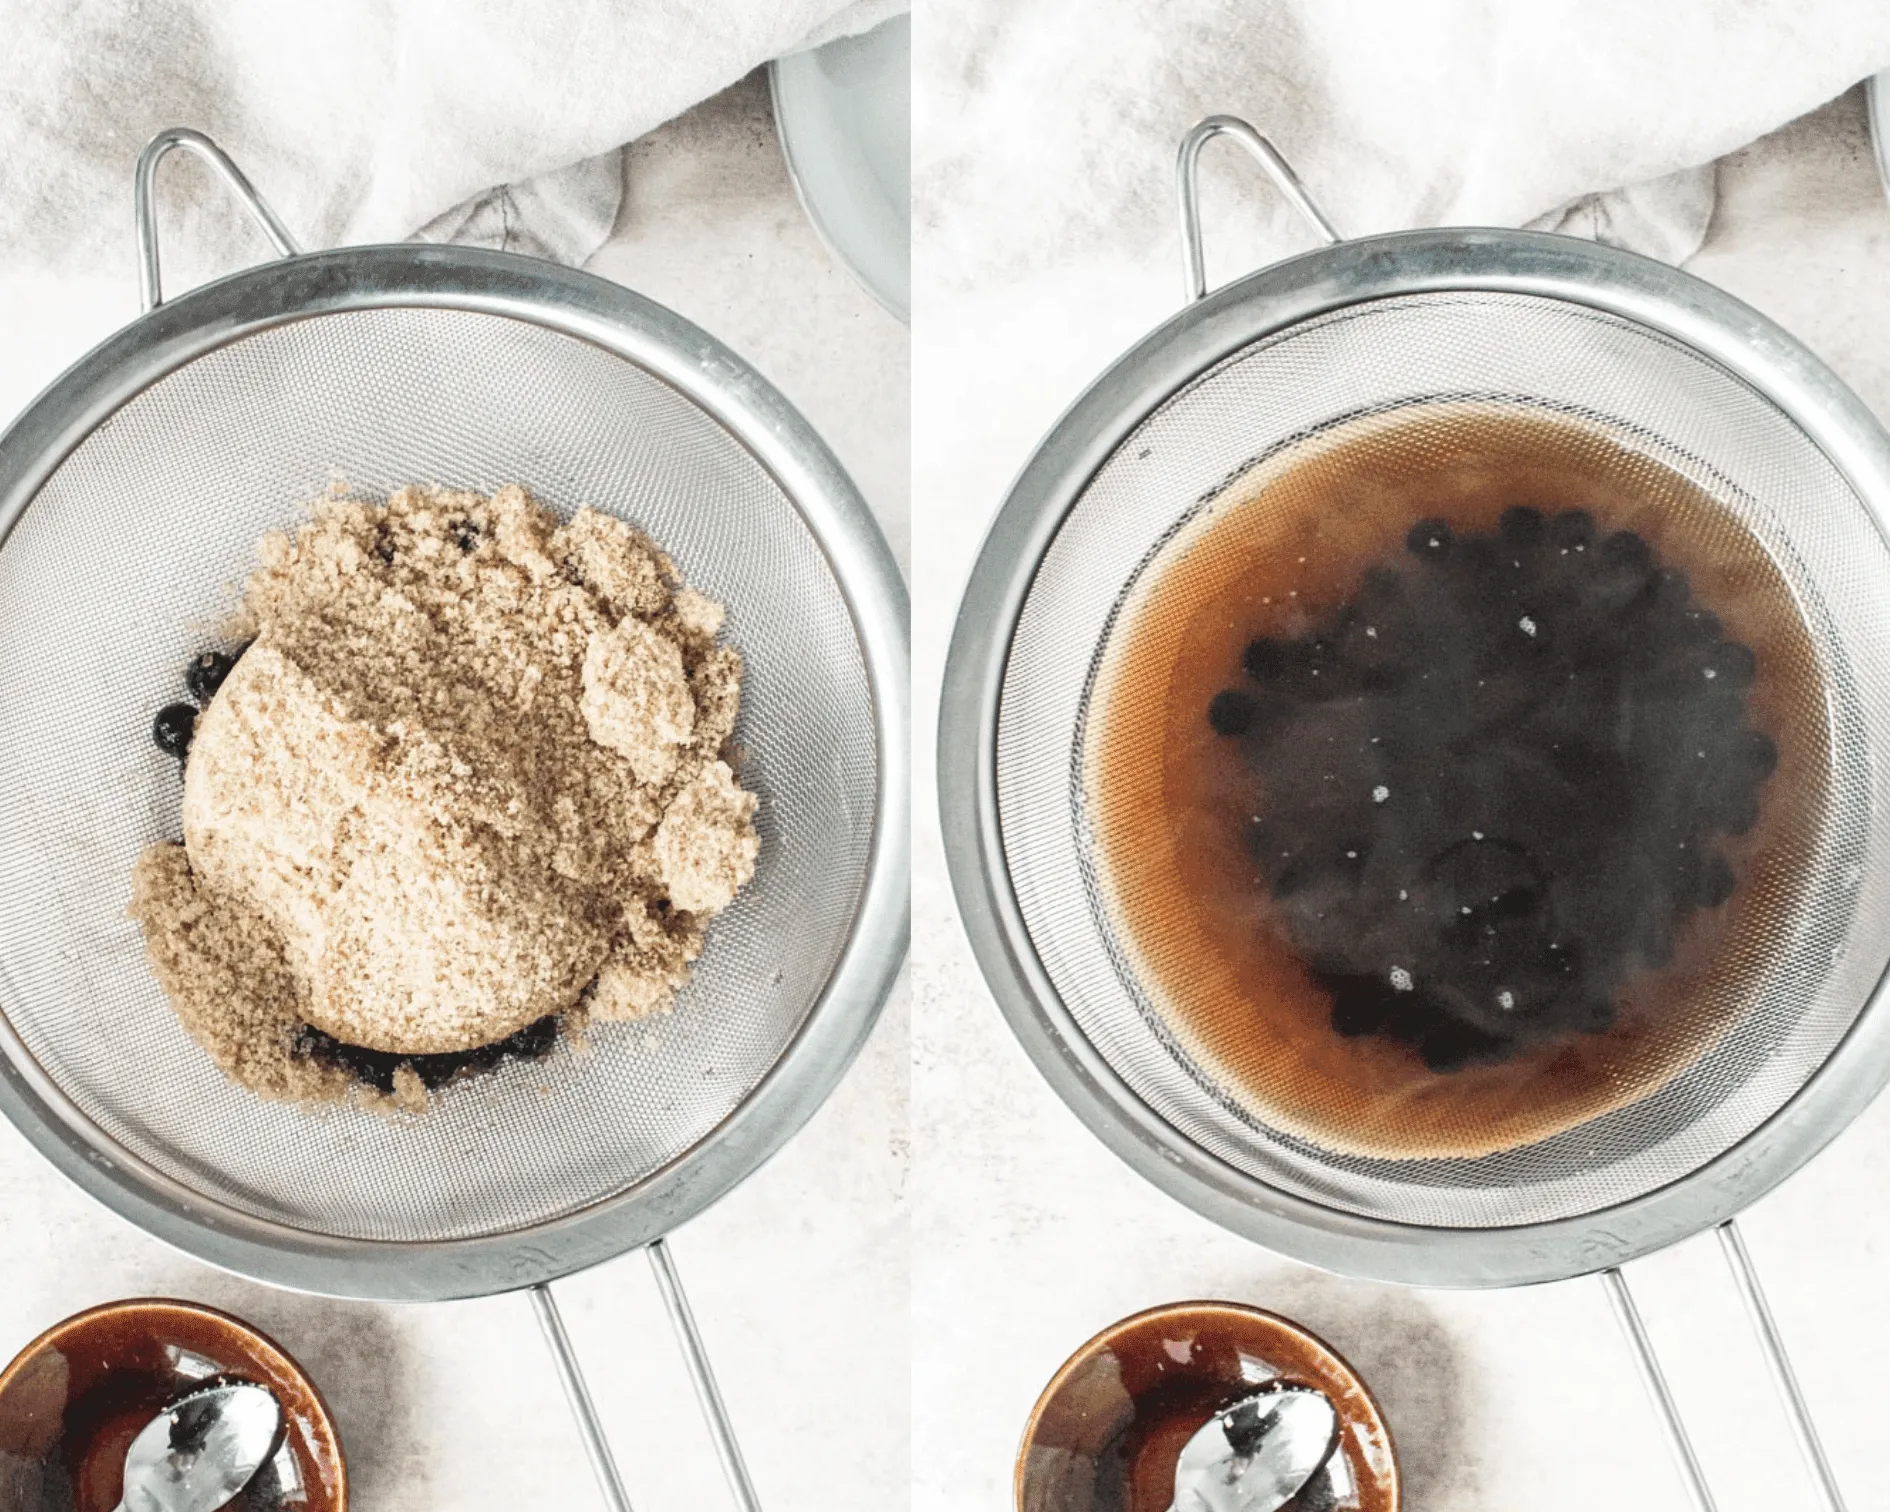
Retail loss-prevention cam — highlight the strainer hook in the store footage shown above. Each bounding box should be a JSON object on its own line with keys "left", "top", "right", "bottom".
{"left": 134, "top": 126, "right": 303, "bottom": 312}
{"left": 1175, "top": 115, "right": 1340, "bottom": 304}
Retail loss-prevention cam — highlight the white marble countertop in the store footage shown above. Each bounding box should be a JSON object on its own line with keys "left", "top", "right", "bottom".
{"left": 913, "top": 85, "right": 1890, "bottom": 1512}
{"left": 0, "top": 73, "right": 911, "bottom": 1512}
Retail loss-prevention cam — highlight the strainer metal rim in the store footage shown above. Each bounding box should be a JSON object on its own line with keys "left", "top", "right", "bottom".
{"left": 938, "top": 226, "right": 1890, "bottom": 1288}
{"left": 0, "top": 242, "right": 912, "bottom": 1301}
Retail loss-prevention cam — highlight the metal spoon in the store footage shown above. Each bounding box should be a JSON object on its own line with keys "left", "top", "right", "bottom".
{"left": 1168, "top": 1382, "right": 1341, "bottom": 1512}
{"left": 111, "top": 1381, "right": 281, "bottom": 1512}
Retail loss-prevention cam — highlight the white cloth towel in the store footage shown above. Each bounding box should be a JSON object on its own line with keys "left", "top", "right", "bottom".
{"left": 917, "top": 0, "right": 1890, "bottom": 285}
{"left": 0, "top": 0, "right": 902, "bottom": 289}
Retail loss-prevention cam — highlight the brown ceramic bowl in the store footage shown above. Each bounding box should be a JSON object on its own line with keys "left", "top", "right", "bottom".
{"left": 1017, "top": 1301, "right": 1399, "bottom": 1512}
{"left": 0, "top": 1298, "right": 346, "bottom": 1512}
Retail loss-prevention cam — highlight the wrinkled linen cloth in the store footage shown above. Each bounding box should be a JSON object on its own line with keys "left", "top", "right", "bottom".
{"left": 0, "top": 0, "right": 903, "bottom": 287}
{"left": 917, "top": 0, "right": 1890, "bottom": 282}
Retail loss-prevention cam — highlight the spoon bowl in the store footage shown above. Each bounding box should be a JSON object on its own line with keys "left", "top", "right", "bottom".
{"left": 1169, "top": 1383, "right": 1340, "bottom": 1512}
{"left": 116, "top": 1381, "right": 281, "bottom": 1512}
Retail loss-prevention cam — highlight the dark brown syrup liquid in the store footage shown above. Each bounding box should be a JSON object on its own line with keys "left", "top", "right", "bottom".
{"left": 1085, "top": 406, "right": 1829, "bottom": 1159}
{"left": 1022, "top": 1306, "right": 1394, "bottom": 1512}
{"left": 18, "top": 1313, "right": 330, "bottom": 1512}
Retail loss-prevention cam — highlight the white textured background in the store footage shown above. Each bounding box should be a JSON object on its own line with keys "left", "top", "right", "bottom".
{"left": 0, "top": 73, "right": 912, "bottom": 1512}
{"left": 913, "top": 82, "right": 1890, "bottom": 1512}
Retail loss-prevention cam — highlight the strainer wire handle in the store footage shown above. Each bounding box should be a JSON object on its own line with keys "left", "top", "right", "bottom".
{"left": 532, "top": 1282, "right": 638, "bottom": 1512}
{"left": 1602, "top": 1267, "right": 1718, "bottom": 1512}
{"left": 1606, "top": 1232, "right": 1852, "bottom": 1512}
{"left": 1175, "top": 116, "right": 1341, "bottom": 304}
{"left": 1717, "top": 1220, "right": 1850, "bottom": 1512}
{"left": 527, "top": 1246, "right": 765, "bottom": 1512}
{"left": 134, "top": 127, "right": 303, "bottom": 313}
{"left": 649, "top": 1237, "right": 765, "bottom": 1512}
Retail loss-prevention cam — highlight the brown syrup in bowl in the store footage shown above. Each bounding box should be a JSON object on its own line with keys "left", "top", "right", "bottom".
{"left": 1084, "top": 406, "right": 1830, "bottom": 1159}
{"left": 1017, "top": 1301, "right": 1397, "bottom": 1512}
{"left": 0, "top": 1299, "right": 345, "bottom": 1512}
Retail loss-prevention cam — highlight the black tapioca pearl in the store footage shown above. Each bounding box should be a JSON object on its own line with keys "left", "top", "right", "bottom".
{"left": 1423, "top": 836, "right": 1543, "bottom": 918}
{"left": 293, "top": 1013, "right": 562, "bottom": 1095}
{"left": 1548, "top": 934, "right": 1587, "bottom": 976}
{"left": 1698, "top": 855, "right": 1737, "bottom": 908}
{"left": 1705, "top": 641, "right": 1757, "bottom": 690}
{"left": 1334, "top": 840, "right": 1370, "bottom": 881}
{"left": 1243, "top": 638, "right": 1292, "bottom": 682}
{"left": 1598, "top": 531, "right": 1652, "bottom": 573}
{"left": 1453, "top": 531, "right": 1501, "bottom": 570}
{"left": 1680, "top": 609, "right": 1722, "bottom": 643}
{"left": 1358, "top": 565, "right": 1407, "bottom": 608}
{"left": 1329, "top": 977, "right": 1393, "bottom": 1036}
{"left": 152, "top": 703, "right": 197, "bottom": 760}
{"left": 1208, "top": 689, "right": 1258, "bottom": 736}
{"left": 1272, "top": 855, "right": 1317, "bottom": 897}
{"left": 1500, "top": 506, "right": 1546, "bottom": 547}
{"left": 185, "top": 648, "right": 245, "bottom": 705}
{"left": 1732, "top": 728, "right": 1778, "bottom": 781}
{"left": 409, "top": 1054, "right": 464, "bottom": 1090}
{"left": 1444, "top": 910, "right": 1486, "bottom": 955}
{"left": 1247, "top": 818, "right": 1284, "bottom": 861}
{"left": 1716, "top": 788, "right": 1762, "bottom": 836}
{"left": 510, "top": 1014, "right": 561, "bottom": 1057}
{"left": 291, "top": 1025, "right": 399, "bottom": 1093}
{"left": 1407, "top": 518, "right": 1454, "bottom": 556}
{"left": 1293, "top": 642, "right": 1358, "bottom": 700}
{"left": 1486, "top": 885, "right": 1545, "bottom": 924}
{"left": 1593, "top": 535, "right": 1656, "bottom": 606}
{"left": 1670, "top": 839, "right": 1704, "bottom": 894}
{"left": 1549, "top": 510, "right": 1596, "bottom": 549}
{"left": 1565, "top": 994, "right": 1617, "bottom": 1033}
{"left": 1638, "top": 915, "right": 1677, "bottom": 968}
{"left": 1209, "top": 508, "right": 1771, "bottom": 1073}
{"left": 1418, "top": 1018, "right": 1500, "bottom": 1073}
{"left": 1648, "top": 567, "right": 1692, "bottom": 614}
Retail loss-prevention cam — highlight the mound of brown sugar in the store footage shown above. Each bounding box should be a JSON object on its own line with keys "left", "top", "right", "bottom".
{"left": 130, "top": 483, "right": 759, "bottom": 1108}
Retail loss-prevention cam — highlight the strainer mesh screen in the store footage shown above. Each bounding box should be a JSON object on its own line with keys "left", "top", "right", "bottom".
{"left": 998, "top": 291, "right": 1890, "bottom": 1228}
{"left": 0, "top": 306, "right": 876, "bottom": 1243}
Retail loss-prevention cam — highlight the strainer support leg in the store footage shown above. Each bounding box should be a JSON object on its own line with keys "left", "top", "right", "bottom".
{"left": 531, "top": 1282, "right": 637, "bottom": 1512}
{"left": 648, "top": 1238, "right": 764, "bottom": 1512}
{"left": 1717, "top": 1220, "right": 1849, "bottom": 1512}
{"left": 1602, "top": 1267, "right": 1718, "bottom": 1512}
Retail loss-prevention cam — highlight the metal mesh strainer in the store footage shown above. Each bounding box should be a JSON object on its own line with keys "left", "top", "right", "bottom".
{"left": 1005, "top": 287, "right": 1889, "bottom": 1233}
{"left": 939, "top": 119, "right": 1890, "bottom": 1511}
{"left": 0, "top": 131, "right": 909, "bottom": 1512}
{"left": 0, "top": 299, "right": 876, "bottom": 1244}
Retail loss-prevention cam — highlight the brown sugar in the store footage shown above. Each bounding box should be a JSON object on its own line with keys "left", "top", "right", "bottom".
{"left": 129, "top": 483, "right": 759, "bottom": 1107}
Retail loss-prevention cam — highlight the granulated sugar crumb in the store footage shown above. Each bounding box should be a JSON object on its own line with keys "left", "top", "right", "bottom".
{"left": 129, "top": 483, "right": 759, "bottom": 1108}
